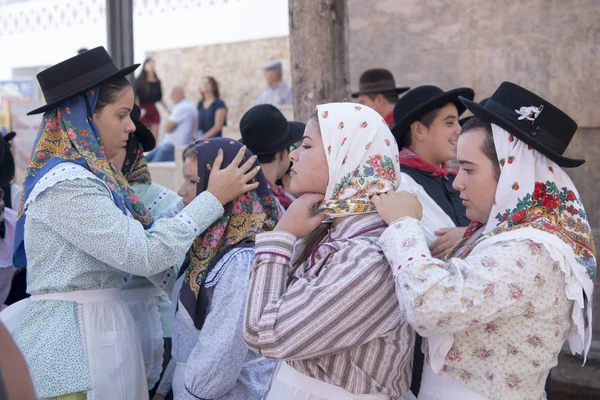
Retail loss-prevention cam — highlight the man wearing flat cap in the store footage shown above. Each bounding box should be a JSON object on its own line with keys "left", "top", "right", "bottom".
{"left": 255, "top": 60, "right": 293, "bottom": 106}
{"left": 352, "top": 68, "right": 409, "bottom": 125}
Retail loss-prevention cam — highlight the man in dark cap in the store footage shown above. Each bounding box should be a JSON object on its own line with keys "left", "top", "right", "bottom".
{"left": 352, "top": 68, "right": 409, "bottom": 125}
{"left": 239, "top": 104, "right": 304, "bottom": 211}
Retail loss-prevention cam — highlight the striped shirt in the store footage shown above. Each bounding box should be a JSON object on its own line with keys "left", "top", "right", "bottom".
{"left": 244, "top": 213, "right": 415, "bottom": 397}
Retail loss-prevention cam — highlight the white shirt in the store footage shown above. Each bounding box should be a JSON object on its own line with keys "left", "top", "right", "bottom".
{"left": 163, "top": 98, "right": 196, "bottom": 146}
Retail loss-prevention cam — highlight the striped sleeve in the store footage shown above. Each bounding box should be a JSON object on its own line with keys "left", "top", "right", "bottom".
{"left": 244, "top": 231, "right": 402, "bottom": 361}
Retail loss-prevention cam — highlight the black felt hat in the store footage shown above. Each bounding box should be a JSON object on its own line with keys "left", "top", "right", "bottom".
{"left": 0, "top": 132, "right": 15, "bottom": 187}
{"left": 459, "top": 98, "right": 489, "bottom": 126}
{"left": 240, "top": 105, "right": 304, "bottom": 156}
{"left": 352, "top": 68, "right": 410, "bottom": 97}
{"left": 131, "top": 104, "right": 156, "bottom": 151}
{"left": 460, "top": 81, "right": 583, "bottom": 168}
{"left": 28, "top": 46, "right": 139, "bottom": 115}
{"left": 390, "top": 85, "right": 474, "bottom": 147}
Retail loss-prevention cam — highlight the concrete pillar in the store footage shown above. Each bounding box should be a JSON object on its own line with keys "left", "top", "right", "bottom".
{"left": 288, "top": 0, "right": 350, "bottom": 123}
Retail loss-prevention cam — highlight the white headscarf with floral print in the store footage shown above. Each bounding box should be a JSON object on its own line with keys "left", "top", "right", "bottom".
{"left": 315, "top": 103, "right": 401, "bottom": 217}
{"left": 429, "top": 124, "right": 596, "bottom": 373}
{"left": 483, "top": 124, "right": 594, "bottom": 359}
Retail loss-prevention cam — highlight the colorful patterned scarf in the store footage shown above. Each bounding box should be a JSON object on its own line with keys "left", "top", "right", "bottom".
{"left": 121, "top": 133, "right": 152, "bottom": 185}
{"left": 316, "top": 103, "right": 401, "bottom": 217}
{"left": 13, "top": 89, "right": 153, "bottom": 268}
{"left": 446, "top": 123, "right": 595, "bottom": 361}
{"left": 179, "top": 138, "right": 281, "bottom": 329}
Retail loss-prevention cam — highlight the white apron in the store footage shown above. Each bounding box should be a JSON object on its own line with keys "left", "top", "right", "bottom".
{"left": 0, "top": 288, "right": 148, "bottom": 400}
{"left": 121, "top": 286, "right": 165, "bottom": 389}
{"left": 263, "top": 361, "right": 411, "bottom": 400}
{"left": 418, "top": 364, "right": 488, "bottom": 400}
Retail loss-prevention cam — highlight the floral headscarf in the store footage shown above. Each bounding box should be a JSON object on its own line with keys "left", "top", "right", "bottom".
{"left": 316, "top": 103, "right": 401, "bottom": 217}
{"left": 121, "top": 133, "right": 151, "bottom": 185}
{"left": 447, "top": 123, "right": 595, "bottom": 361}
{"left": 178, "top": 138, "right": 281, "bottom": 329}
{"left": 12, "top": 89, "right": 153, "bottom": 268}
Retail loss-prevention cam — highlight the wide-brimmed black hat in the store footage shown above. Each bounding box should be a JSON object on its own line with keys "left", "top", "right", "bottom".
{"left": 459, "top": 98, "right": 489, "bottom": 126}
{"left": 460, "top": 81, "right": 583, "bottom": 168}
{"left": 131, "top": 104, "right": 156, "bottom": 151}
{"left": 28, "top": 46, "right": 139, "bottom": 115}
{"left": 390, "top": 85, "right": 474, "bottom": 147}
{"left": 240, "top": 105, "right": 305, "bottom": 156}
{"left": 351, "top": 68, "right": 410, "bottom": 97}
{"left": 0, "top": 132, "right": 16, "bottom": 187}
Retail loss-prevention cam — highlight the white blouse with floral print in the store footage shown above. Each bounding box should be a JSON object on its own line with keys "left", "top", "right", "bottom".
{"left": 380, "top": 217, "right": 573, "bottom": 400}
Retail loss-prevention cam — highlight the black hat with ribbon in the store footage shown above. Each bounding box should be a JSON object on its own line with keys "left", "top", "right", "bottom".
{"left": 460, "top": 82, "right": 583, "bottom": 168}
{"left": 28, "top": 46, "right": 139, "bottom": 115}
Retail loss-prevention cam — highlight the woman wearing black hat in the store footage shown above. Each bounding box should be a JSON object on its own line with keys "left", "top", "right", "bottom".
{"left": 374, "top": 82, "right": 595, "bottom": 399}
{"left": 0, "top": 47, "right": 260, "bottom": 400}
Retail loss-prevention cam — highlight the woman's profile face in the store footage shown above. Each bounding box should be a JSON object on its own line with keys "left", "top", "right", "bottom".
{"left": 144, "top": 59, "right": 155, "bottom": 73}
{"left": 453, "top": 128, "right": 498, "bottom": 223}
{"left": 288, "top": 118, "right": 329, "bottom": 195}
{"left": 93, "top": 86, "right": 136, "bottom": 160}
{"left": 201, "top": 79, "right": 213, "bottom": 96}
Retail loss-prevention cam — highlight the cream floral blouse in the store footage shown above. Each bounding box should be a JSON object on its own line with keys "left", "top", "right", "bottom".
{"left": 381, "top": 217, "right": 574, "bottom": 400}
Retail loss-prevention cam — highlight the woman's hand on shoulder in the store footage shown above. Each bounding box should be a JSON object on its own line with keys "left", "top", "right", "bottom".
{"left": 372, "top": 190, "right": 423, "bottom": 225}
{"left": 206, "top": 146, "right": 260, "bottom": 205}
{"left": 275, "top": 193, "right": 327, "bottom": 239}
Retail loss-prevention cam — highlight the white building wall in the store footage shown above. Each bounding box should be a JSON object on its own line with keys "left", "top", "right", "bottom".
{"left": 0, "top": 0, "right": 289, "bottom": 81}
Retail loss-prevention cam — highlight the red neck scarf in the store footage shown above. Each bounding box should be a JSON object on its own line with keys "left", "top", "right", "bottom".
{"left": 268, "top": 180, "right": 293, "bottom": 209}
{"left": 399, "top": 148, "right": 457, "bottom": 178}
{"left": 384, "top": 112, "right": 394, "bottom": 125}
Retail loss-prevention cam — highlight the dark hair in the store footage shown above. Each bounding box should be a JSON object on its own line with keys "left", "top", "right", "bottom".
{"left": 366, "top": 90, "right": 399, "bottom": 104}
{"left": 95, "top": 76, "right": 131, "bottom": 114}
{"left": 182, "top": 143, "right": 198, "bottom": 161}
{"left": 289, "top": 111, "right": 328, "bottom": 279}
{"left": 201, "top": 77, "right": 220, "bottom": 101}
{"left": 257, "top": 153, "right": 276, "bottom": 164}
{"left": 461, "top": 116, "right": 501, "bottom": 181}
{"left": 135, "top": 58, "right": 159, "bottom": 98}
{"left": 401, "top": 107, "right": 440, "bottom": 148}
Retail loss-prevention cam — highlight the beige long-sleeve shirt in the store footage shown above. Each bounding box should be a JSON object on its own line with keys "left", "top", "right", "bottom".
{"left": 244, "top": 213, "right": 415, "bottom": 397}
{"left": 380, "top": 217, "right": 575, "bottom": 400}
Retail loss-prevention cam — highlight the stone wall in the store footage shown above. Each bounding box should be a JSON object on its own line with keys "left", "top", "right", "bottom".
{"left": 148, "top": 36, "right": 291, "bottom": 138}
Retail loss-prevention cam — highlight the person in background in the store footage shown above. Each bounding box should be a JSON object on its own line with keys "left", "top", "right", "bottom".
{"left": 194, "top": 76, "right": 227, "bottom": 140}
{"left": 255, "top": 60, "right": 293, "bottom": 106}
{"left": 1, "top": 132, "right": 22, "bottom": 210}
{"left": 154, "top": 139, "right": 279, "bottom": 400}
{"left": 112, "top": 104, "right": 182, "bottom": 397}
{"left": 136, "top": 58, "right": 170, "bottom": 140}
{"left": 374, "top": 81, "right": 592, "bottom": 400}
{"left": 146, "top": 86, "right": 196, "bottom": 162}
{"left": 239, "top": 105, "right": 304, "bottom": 212}
{"left": 352, "top": 68, "right": 409, "bottom": 125}
{"left": 389, "top": 84, "right": 474, "bottom": 397}
{"left": 0, "top": 134, "right": 16, "bottom": 311}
